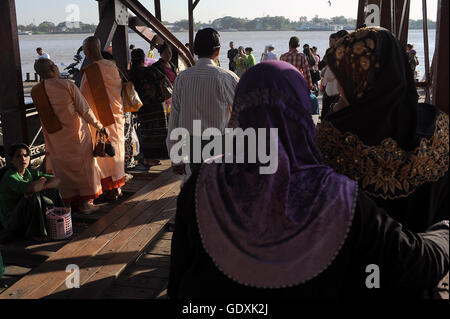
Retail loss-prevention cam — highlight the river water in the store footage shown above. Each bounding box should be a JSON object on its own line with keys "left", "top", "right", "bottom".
{"left": 19, "top": 29, "right": 435, "bottom": 78}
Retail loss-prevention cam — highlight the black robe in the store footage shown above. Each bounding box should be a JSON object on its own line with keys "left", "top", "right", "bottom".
{"left": 168, "top": 170, "right": 449, "bottom": 300}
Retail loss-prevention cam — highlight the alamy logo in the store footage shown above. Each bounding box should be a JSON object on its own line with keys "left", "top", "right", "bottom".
{"left": 65, "top": 4, "right": 80, "bottom": 29}
{"left": 365, "top": 264, "right": 380, "bottom": 289}
{"left": 65, "top": 264, "right": 80, "bottom": 289}
{"left": 168, "top": 120, "right": 279, "bottom": 174}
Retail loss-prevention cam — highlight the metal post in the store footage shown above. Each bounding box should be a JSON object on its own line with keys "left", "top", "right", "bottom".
{"left": 188, "top": 0, "right": 194, "bottom": 56}
{"left": 154, "top": 0, "right": 161, "bottom": 21}
{"left": 112, "top": 25, "right": 129, "bottom": 73}
{"left": 0, "top": 0, "right": 28, "bottom": 162}
{"left": 432, "top": 0, "right": 449, "bottom": 114}
{"left": 422, "top": 0, "right": 431, "bottom": 103}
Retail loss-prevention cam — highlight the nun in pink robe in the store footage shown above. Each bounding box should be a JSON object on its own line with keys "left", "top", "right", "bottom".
{"left": 80, "top": 57, "right": 126, "bottom": 198}
{"left": 32, "top": 71, "right": 103, "bottom": 207}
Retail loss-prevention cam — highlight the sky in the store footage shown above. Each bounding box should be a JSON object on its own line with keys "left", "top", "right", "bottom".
{"left": 15, "top": 0, "right": 438, "bottom": 25}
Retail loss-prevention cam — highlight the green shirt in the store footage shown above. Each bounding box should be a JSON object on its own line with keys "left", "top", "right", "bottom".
{"left": 0, "top": 168, "right": 52, "bottom": 223}
{"left": 245, "top": 54, "right": 256, "bottom": 69}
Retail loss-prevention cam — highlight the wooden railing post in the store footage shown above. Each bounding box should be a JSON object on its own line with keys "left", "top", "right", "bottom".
{"left": 0, "top": 0, "right": 28, "bottom": 161}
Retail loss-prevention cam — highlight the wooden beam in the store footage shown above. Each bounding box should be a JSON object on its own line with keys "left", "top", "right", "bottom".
{"left": 154, "top": 0, "right": 161, "bottom": 21}
{"left": 95, "top": 0, "right": 118, "bottom": 51}
{"left": 432, "top": 0, "right": 449, "bottom": 114}
{"left": 0, "top": 0, "right": 28, "bottom": 161}
{"left": 121, "top": 0, "right": 194, "bottom": 66}
{"left": 422, "top": 0, "right": 431, "bottom": 103}
{"left": 357, "top": 0, "right": 367, "bottom": 28}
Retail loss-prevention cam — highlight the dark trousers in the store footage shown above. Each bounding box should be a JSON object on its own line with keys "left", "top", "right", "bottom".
{"left": 2, "top": 189, "right": 63, "bottom": 239}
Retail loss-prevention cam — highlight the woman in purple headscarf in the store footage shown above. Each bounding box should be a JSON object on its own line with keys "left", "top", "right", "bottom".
{"left": 168, "top": 61, "right": 448, "bottom": 299}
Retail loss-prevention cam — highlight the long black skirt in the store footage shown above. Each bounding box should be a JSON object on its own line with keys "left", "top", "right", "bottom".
{"left": 136, "top": 102, "right": 169, "bottom": 159}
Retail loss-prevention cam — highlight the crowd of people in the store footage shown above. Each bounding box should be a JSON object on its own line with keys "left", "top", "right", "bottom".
{"left": 0, "top": 26, "right": 448, "bottom": 299}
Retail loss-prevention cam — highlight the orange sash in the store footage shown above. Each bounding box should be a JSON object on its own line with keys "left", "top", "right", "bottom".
{"left": 31, "top": 81, "right": 62, "bottom": 134}
{"left": 82, "top": 63, "right": 115, "bottom": 127}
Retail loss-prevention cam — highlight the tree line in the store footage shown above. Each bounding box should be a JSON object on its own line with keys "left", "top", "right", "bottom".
{"left": 18, "top": 16, "right": 436, "bottom": 34}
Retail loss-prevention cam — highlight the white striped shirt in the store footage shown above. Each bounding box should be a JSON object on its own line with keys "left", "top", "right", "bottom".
{"left": 166, "top": 58, "right": 240, "bottom": 152}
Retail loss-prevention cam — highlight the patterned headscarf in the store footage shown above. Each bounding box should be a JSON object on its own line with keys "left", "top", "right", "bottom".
{"left": 195, "top": 61, "right": 358, "bottom": 288}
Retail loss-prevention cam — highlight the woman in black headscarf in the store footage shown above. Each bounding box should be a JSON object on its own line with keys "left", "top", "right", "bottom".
{"left": 168, "top": 61, "right": 449, "bottom": 300}
{"left": 129, "top": 48, "right": 168, "bottom": 166}
{"left": 316, "top": 27, "right": 449, "bottom": 233}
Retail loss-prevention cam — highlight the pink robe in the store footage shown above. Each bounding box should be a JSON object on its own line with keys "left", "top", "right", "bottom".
{"left": 80, "top": 59, "right": 125, "bottom": 191}
{"left": 40, "top": 78, "right": 103, "bottom": 202}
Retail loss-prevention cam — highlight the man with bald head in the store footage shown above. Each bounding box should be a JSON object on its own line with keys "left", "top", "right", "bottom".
{"left": 80, "top": 36, "right": 126, "bottom": 200}
{"left": 32, "top": 58, "right": 103, "bottom": 213}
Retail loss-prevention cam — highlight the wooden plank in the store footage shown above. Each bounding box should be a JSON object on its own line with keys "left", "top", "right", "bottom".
{"left": 156, "top": 287, "right": 168, "bottom": 299}
{"left": 3, "top": 265, "right": 31, "bottom": 277}
{"left": 70, "top": 199, "right": 177, "bottom": 298}
{"left": 0, "top": 276, "right": 20, "bottom": 294}
{"left": 159, "top": 231, "right": 173, "bottom": 240}
{"left": 26, "top": 181, "right": 180, "bottom": 299}
{"left": 47, "top": 184, "right": 179, "bottom": 298}
{"left": 146, "top": 239, "right": 172, "bottom": 256}
{"left": 0, "top": 169, "right": 177, "bottom": 299}
{"left": 66, "top": 195, "right": 178, "bottom": 299}
{"left": 121, "top": 264, "right": 169, "bottom": 279}
{"left": 115, "top": 271, "right": 168, "bottom": 288}
{"left": 135, "top": 254, "right": 170, "bottom": 268}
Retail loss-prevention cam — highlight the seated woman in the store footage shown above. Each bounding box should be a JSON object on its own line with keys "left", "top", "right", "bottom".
{"left": 168, "top": 61, "right": 449, "bottom": 299}
{"left": 316, "top": 27, "right": 449, "bottom": 233}
{"left": 129, "top": 49, "right": 169, "bottom": 167}
{"left": 32, "top": 58, "right": 104, "bottom": 213}
{"left": 0, "top": 144, "right": 63, "bottom": 242}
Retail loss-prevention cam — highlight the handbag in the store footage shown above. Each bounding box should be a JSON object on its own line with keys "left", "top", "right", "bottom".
{"left": 118, "top": 68, "right": 143, "bottom": 113}
{"left": 160, "top": 76, "right": 173, "bottom": 100}
{"left": 93, "top": 129, "right": 116, "bottom": 157}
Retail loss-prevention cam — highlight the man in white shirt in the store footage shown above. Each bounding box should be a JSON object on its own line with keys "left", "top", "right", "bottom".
{"left": 36, "top": 47, "right": 50, "bottom": 60}
{"left": 166, "top": 28, "right": 239, "bottom": 177}
{"left": 266, "top": 45, "right": 278, "bottom": 60}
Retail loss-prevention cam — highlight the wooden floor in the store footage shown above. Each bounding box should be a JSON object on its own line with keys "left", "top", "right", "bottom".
{"left": 0, "top": 160, "right": 181, "bottom": 299}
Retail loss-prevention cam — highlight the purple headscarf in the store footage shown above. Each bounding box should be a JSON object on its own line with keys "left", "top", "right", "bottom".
{"left": 196, "top": 61, "right": 358, "bottom": 288}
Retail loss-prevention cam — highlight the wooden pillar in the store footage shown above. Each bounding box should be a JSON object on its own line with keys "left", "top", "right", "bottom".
{"left": 356, "top": 0, "right": 409, "bottom": 46}
{"left": 357, "top": 0, "right": 367, "bottom": 28}
{"left": 422, "top": 0, "right": 431, "bottom": 103}
{"left": 432, "top": 0, "right": 449, "bottom": 114}
{"left": 188, "top": 0, "right": 194, "bottom": 56}
{"left": 112, "top": 25, "right": 129, "bottom": 73}
{"left": 154, "top": 0, "right": 161, "bottom": 21}
{"left": 0, "top": 0, "right": 28, "bottom": 161}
